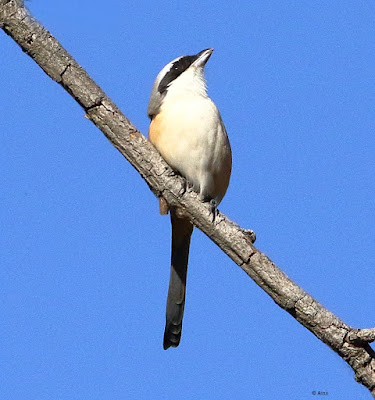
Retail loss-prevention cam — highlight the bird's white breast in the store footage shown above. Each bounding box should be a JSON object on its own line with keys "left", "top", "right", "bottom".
{"left": 150, "top": 91, "right": 231, "bottom": 204}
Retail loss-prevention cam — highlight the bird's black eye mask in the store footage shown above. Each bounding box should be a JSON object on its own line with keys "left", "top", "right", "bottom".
{"left": 158, "top": 55, "right": 196, "bottom": 94}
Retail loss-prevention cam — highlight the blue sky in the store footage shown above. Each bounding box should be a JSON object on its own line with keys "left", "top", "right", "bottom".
{"left": 1, "top": 1, "right": 375, "bottom": 399}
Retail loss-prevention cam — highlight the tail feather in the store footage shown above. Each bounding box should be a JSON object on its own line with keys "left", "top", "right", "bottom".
{"left": 163, "top": 210, "right": 193, "bottom": 350}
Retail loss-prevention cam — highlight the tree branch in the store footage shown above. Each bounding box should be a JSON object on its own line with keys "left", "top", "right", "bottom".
{"left": 1, "top": 0, "right": 374, "bottom": 395}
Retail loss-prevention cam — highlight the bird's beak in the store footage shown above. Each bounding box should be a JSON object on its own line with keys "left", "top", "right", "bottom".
{"left": 192, "top": 48, "right": 214, "bottom": 68}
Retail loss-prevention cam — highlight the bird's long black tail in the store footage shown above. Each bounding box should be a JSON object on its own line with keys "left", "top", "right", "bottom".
{"left": 163, "top": 209, "right": 193, "bottom": 350}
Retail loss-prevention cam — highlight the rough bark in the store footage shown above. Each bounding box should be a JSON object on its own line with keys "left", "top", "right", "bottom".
{"left": 1, "top": 0, "right": 374, "bottom": 395}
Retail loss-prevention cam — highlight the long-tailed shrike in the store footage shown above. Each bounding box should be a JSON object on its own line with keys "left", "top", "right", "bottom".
{"left": 148, "top": 48, "right": 232, "bottom": 349}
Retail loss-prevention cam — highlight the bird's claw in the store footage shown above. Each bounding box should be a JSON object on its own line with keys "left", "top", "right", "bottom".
{"left": 209, "top": 199, "right": 218, "bottom": 222}
{"left": 186, "top": 180, "right": 194, "bottom": 193}
{"left": 179, "top": 179, "right": 195, "bottom": 197}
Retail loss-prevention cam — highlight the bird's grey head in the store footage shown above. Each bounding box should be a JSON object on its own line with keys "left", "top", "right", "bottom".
{"left": 147, "top": 48, "right": 213, "bottom": 119}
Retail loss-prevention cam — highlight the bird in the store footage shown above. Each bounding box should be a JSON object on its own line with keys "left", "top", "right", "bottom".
{"left": 147, "top": 48, "right": 232, "bottom": 349}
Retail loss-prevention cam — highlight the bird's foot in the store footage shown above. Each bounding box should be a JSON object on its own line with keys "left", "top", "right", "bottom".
{"left": 178, "top": 179, "right": 195, "bottom": 197}
{"left": 186, "top": 180, "right": 194, "bottom": 193}
{"left": 209, "top": 199, "right": 218, "bottom": 223}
